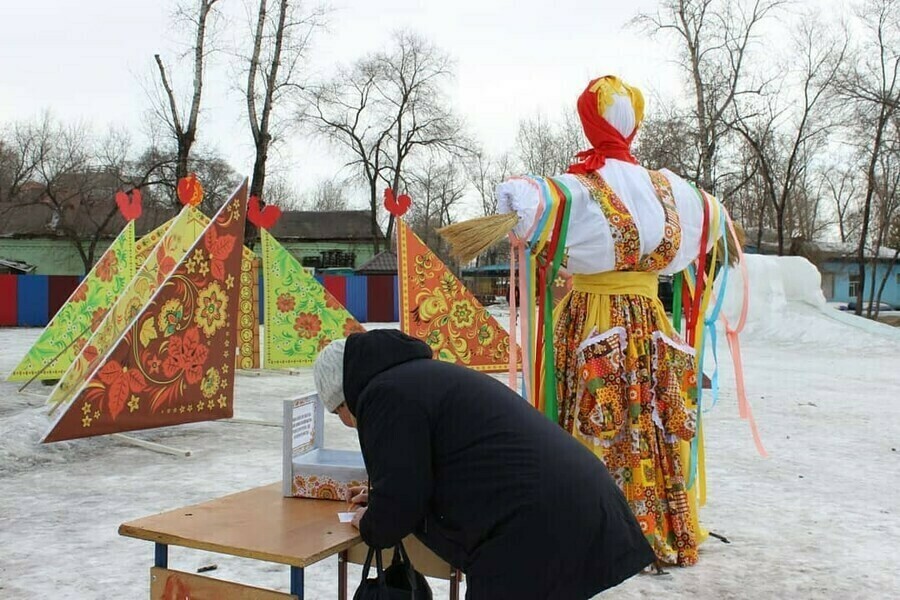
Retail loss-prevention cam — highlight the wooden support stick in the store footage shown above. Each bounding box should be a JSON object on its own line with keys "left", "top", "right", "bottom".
{"left": 111, "top": 434, "right": 192, "bottom": 457}
{"left": 223, "top": 418, "right": 281, "bottom": 428}
{"left": 236, "top": 369, "right": 263, "bottom": 377}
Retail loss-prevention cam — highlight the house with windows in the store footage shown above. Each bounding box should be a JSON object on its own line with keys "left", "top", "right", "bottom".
{"left": 0, "top": 201, "right": 384, "bottom": 275}
{"left": 261, "top": 210, "right": 383, "bottom": 271}
{"left": 0, "top": 192, "right": 175, "bottom": 275}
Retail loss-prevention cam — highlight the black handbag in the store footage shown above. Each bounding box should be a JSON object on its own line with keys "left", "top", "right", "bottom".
{"left": 353, "top": 542, "right": 433, "bottom": 600}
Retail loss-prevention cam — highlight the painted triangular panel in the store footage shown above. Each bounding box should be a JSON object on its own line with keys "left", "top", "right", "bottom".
{"left": 45, "top": 206, "right": 209, "bottom": 412}
{"left": 135, "top": 218, "right": 175, "bottom": 264}
{"left": 7, "top": 222, "right": 137, "bottom": 382}
{"left": 43, "top": 182, "right": 248, "bottom": 442}
{"left": 170, "top": 211, "right": 260, "bottom": 371}
{"left": 261, "top": 230, "right": 364, "bottom": 368}
{"left": 397, "top": 219, "right": 515, "bottom": 372}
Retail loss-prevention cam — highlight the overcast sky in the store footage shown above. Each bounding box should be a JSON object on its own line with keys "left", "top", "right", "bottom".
{"left": 0, "top": 0, "right": 850, "bottom": 209}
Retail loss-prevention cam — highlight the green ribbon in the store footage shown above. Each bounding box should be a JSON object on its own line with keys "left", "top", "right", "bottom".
{"left": 672, "top": 271, "right": 683, "bottom": 333}
{"left": 542, "top": 178, "right": 572, "bottom": 423}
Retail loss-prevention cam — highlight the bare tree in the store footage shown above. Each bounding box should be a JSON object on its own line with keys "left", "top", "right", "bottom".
{"left": 243, "top": 0, "right": 324, "bottom": 205}
{"left": 729, "top": 16, "right": 847, "bottom": 254}
{"left": 0, "top": 121, "right": 42, "bottom": 203}
{"left": 869, "top": 134, "right": 900, "bottom": 314}
{"left": 633, "top": 104, "right": 699, "bottom": 175}
{"left": 822, "top": 163, "right": 862, "bottom": 243}
{"left": 303, "top": 31, "right": 468, "bottom": 252}
{"left": 133, "top": 143, "right": 238, "bottom": 215}
{"left": 515, "top": 111, "right": 583, "bottom": 176}
{"left": 152, "top": 0, "right": 222, "bottom": 198}
{"left": 0, "top": 117, "right": 171, "bottom": 273}
{"left": 634, "top": 0, "right": 785, "bottom": 192}
{"left": 407, "top": 157, "right": 467, "bottom": 265}
{"left": 836, "top": 0, "right": 900, "bottom": 316}
{"left": 467, "top": 150, "right": 515, "bottom": 217}
{"left": 298, "top": 178, "right": 350, "bottom": 211}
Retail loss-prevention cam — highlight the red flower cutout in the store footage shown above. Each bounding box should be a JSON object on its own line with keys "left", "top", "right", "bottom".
{"left": 97, "top": 360, "right": 147, "bottom": 421}
{"left": 177, "top": 173, "right": 204, "bottom": 207}
{"left": 294, "top": 313, "right": 322, "bottom": 339}
{"left": 248, "top": 195, "right": 282, "bottom": 230}
{"left": 162, "top": 327, "right": 209, "bottom": 385}
{"left": 115, "top": 188, "right": 143, "bottom": 221}
{"left": 205, "top": 227, "right": 237, "bottom": 281}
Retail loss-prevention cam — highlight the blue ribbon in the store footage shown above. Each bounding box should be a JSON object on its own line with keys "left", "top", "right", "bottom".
{"left": 703, "top": 209, "right": 730, "bottom": 412}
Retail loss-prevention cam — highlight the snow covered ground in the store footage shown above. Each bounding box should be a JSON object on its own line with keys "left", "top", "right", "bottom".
{"left": 1, "top": 255, "right": 898, "bottom": 599}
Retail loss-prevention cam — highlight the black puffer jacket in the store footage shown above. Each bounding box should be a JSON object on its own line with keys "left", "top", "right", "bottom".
{"left": 344, "top": 329, "right": 654, "bottom": 599}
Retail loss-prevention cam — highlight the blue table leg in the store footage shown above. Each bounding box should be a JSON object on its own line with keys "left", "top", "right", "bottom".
{"left": 155, "top": 543, "right": 168, "bottom": 569}
{"left": 291, "top": 566, "right": 304, "bottom": 599}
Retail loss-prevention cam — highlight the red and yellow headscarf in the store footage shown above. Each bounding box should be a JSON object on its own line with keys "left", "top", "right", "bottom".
{"left": 568, "top": 76, "right": 645, "bottom": 175}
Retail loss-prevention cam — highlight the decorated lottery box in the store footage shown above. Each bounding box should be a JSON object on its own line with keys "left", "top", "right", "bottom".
{"left": 282, "top": 392, "right": 368, "bottom": 501}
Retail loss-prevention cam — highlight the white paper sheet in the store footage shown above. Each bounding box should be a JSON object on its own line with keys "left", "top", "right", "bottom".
{"left": 338, "top": 512, "right": 355, "bottom": 523}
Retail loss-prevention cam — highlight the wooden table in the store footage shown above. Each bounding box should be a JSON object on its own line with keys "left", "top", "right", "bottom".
{"left": 119, "top": 483, "right": 460, "bottom": 599}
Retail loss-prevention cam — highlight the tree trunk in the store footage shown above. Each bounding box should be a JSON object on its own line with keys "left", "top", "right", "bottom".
{"left": 250, "top": 141, "right": 268, "bottom": 197}
{"left": 370, "top": 181, "right": 381, "bottom": 254}
{"left": 776, "top": 206, "right": 786, "bottom": 256}
{"left": 854, "top": 110, "right": 887, "bottom": 317}
{"left": 874, "top": 248, "right": 899, "bottom": 318}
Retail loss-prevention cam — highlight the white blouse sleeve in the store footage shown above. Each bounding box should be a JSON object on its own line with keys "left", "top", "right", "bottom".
{"left": 496, "top": 177, "right": 543, "bottom": 240}
{"left": 659, "top": 170, "right": 722, "bottom": 274}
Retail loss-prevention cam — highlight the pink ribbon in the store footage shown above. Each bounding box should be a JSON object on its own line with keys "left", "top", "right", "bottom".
{"left": 720, "top": 214, "right": 767, "bottom": 457}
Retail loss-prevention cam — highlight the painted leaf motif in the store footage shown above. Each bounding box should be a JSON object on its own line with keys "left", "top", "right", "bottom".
{"left": 205, "top": 227, "right": 236, "bottom": 281}
{"left": 98, "top": 360, "right": 147, "bottom": 421}
{"left": 156, "top": 243, "right": 176, "bottom": 284}
{"left": 139, "top": 318, "right": 157, "bottom": 347}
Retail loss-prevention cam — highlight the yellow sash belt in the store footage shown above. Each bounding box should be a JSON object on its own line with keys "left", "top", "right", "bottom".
{"left": 572, "top": 271, "right": 659, "bottom": 299}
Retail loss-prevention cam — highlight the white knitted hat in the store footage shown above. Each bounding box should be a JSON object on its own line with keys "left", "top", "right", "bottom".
{"left": 313, "top": 338, "right": 347, "bottom": 413}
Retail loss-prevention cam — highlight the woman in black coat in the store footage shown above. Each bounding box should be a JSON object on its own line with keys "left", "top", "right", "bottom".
{"left": 314, "top": 329, "right": 654, "bottom": 599}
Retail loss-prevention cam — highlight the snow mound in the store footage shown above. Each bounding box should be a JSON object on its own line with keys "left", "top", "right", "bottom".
{"left": 720, "top": 254, "right": 899, "bottom": 352}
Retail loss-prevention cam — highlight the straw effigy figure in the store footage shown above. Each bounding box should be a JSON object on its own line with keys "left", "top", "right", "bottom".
{"left": 440, "top": 75, "right": 745, "bottom": 567}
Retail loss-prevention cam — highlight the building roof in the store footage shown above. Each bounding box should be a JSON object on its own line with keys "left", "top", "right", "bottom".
{"left": 355, "top": 250, "right": 397, "bottom": 275}
{"left": 744, "top": 229, "right": 897, "bottom": 262}
{"left": 268, "top": 210, "right": 384, "bottom": 241}
{"left": 0, "top": 199, "right": 176, "bottom": 239}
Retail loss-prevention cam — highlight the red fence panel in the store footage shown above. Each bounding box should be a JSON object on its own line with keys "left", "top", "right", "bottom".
{"left": 323, "top": 275, "right": 347, "bottom": 306}
{"left": 0, "top": 275, "right": 17, "bottom": 326}
{"left": 48, "top": 276, "right": 82, "bottom": 319}
{"left": 366, "top": 275, "right": 395, "bottom": 323}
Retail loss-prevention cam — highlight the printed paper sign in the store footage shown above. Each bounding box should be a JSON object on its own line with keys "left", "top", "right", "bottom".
{"left": 292, "top": 399, "right": 316, "bottom": 454}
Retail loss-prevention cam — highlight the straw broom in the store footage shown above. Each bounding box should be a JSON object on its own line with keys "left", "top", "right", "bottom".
{"left": 717, "top": 221, "right": 745, "bottom": 267}
{"left": 437, "top": 212, "right": 520, "bottom": 264}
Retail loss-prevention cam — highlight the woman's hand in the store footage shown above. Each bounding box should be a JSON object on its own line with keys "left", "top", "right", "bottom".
{"left": 350, "top": 506, "right": 367, "bottom": 530}
{"left": 348, "top": 485, "right": 369, "bottom": 507}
